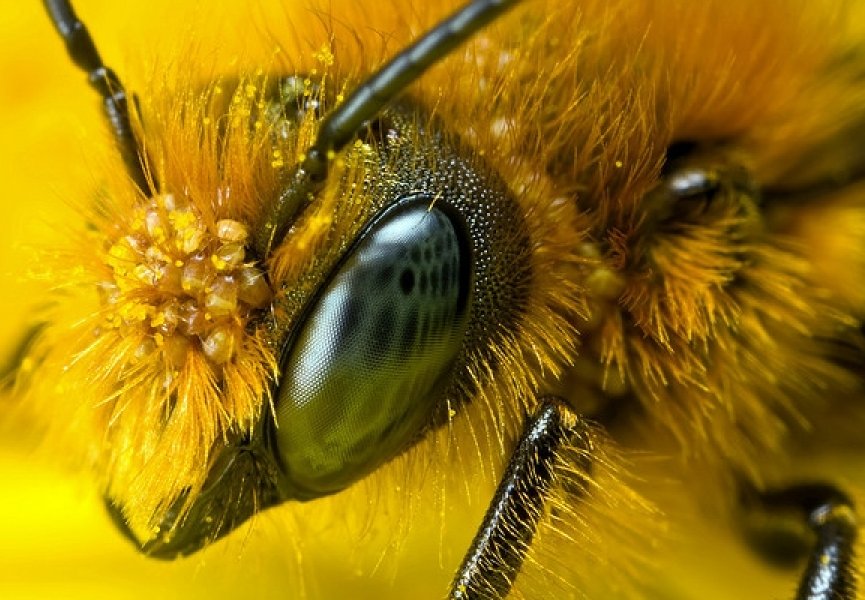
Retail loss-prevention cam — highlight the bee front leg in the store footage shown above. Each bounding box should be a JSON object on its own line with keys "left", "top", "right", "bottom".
{"left": 450, "top": 397, "right": 592, "bottom": 600}
{"left": 748, "top": 484, "right": 858, "bottom": 600}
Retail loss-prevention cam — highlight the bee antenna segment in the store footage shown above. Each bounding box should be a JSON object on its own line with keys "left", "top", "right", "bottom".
{"left": 254, "top": 0, "right": 523, "bottom": 257}
{"left": 44, "top": 0, "right": 150, "bottom": 192}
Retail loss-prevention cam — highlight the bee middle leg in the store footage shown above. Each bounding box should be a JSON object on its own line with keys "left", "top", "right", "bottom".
{"left": 450, "top": 396, "right": 592, "bottom": 600}
{"left": 744, "top": 483, "right": 858, "bottom": 600}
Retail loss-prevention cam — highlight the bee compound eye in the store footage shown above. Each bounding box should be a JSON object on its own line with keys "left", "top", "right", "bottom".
{"left": 272, "top": 197, "right": 472, "bottom": 498}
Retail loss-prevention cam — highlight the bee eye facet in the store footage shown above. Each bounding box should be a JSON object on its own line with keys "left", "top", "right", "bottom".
{"left": 272, "top": 197, "right": 471, "bottom": 498}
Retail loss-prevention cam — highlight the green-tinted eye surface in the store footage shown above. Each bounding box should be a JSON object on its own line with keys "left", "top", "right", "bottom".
{"left": 274, "top": 198, "right": 471, "bottom": 498}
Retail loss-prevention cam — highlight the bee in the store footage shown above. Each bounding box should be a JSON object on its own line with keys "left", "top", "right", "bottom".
{"left": 8, "top": 0, "right": 865, "bottom": 598}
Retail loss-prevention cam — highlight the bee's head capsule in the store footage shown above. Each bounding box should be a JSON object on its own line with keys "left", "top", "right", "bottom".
{"left": 41, "top": 0, "right": 529, "bottom": 553}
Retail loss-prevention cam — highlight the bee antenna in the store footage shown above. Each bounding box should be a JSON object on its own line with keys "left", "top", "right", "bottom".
{"left": 308, "top": 0, "right": 522, "bottom": 177}
{"left": 44, "top": 0, "right": 150, "bottom": 192}
{"left": 254, "top": 0, "right": 522, "bottom": 256}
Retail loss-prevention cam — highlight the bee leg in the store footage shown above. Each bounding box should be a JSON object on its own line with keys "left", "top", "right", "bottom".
{"left": 754, "top": 484, "right": 858, "bottom": 600}
{"left": 450, "top": 396, "right": 591, "bottom": 599}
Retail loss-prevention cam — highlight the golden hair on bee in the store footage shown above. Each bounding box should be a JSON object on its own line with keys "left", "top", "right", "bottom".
{"left": 11, "top": 0, "right": 865, "bottom": 598}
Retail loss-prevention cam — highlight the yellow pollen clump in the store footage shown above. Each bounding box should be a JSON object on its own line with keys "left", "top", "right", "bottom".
{"left": 99, "top": 193, "right": 273, "bottom": 374}
{"left": 313, "top": 45, "right": 334, "bottom": 67}
{"left": 216, "top": 219, "right": 249, "bottom": 242}
{"left": 271, "top": 149, "right": 284, "bottom": 168}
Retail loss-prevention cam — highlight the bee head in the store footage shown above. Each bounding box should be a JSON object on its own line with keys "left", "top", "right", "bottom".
{"left": 41, "top": 0, "right": 555, "bottom": 555}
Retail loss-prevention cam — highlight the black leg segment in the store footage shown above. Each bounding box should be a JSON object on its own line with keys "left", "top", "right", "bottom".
{"left": 43, "top": 0, "right": 150, "bottom": 191}
{"left": 450, "top": 397, "right": 592, "bottom": 599}
{"left": 755, "top": 484, "right": 859, "bottom": 600}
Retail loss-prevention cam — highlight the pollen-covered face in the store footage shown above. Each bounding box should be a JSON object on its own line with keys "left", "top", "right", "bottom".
{"left": 27, "top": 12, "right": 574, "bottom": 550}
{"left": 16, "top": 0, "right": 865, "bottom": 597}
